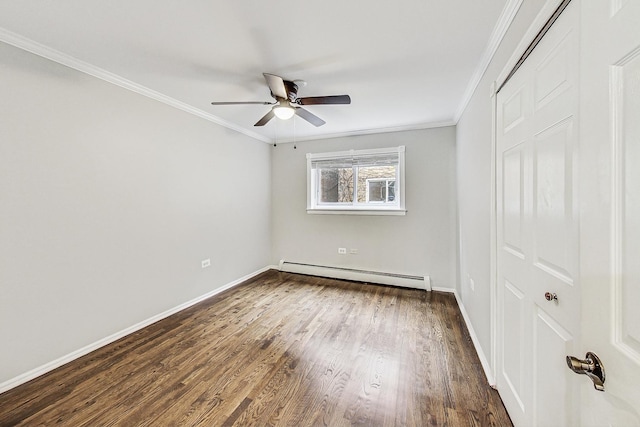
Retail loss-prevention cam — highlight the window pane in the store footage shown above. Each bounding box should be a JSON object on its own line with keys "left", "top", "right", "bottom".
{"left": 388, "top": 181, "right": 396, "bottom": 201}
{"left": 368, "top": 180, "right": 386, "bottom": 202}
{"left": 357, "top": 165, "right": 397, "bottom": 203}
{"left": 319, "top": 168, "right": 354, "bottom": 203}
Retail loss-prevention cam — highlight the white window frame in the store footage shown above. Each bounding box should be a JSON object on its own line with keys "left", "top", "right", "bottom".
{"left": 306, "top": 146, "right": 406, "bottom": 215}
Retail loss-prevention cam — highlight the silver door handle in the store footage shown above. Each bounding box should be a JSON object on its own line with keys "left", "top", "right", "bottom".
{"left": 566, "top": 352, "right": 605, "bottom": 391}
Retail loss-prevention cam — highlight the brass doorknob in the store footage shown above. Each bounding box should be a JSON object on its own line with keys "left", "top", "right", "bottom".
{"left": 544, "top": 292, "right": 558, "bottom": 302}
{"left": 566, "top": 352, "right": 605, "bottom": 391}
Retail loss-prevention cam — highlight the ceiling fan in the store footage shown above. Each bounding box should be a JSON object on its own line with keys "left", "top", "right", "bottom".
{"left": 211, "top": 73, "right": 351, "bottom": 127}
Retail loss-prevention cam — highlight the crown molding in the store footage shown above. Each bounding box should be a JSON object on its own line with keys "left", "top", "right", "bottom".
{"left": 274, "top": 119, "right": 457, "bottom": 144}
{"left": 0, "top": 27, "right": 271, "bottom": 143}
{"left": 454, "top": 0, "right": 523, "bottom": 122}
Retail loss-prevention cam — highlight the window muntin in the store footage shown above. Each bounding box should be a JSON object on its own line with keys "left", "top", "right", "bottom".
{"left": 307, "top": 146, "right": 405, "bottom": 214}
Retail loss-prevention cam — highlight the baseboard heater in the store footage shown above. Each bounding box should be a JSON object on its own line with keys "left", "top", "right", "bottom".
{"left": 278, "top": 260, "right": 431, "bottom": 291}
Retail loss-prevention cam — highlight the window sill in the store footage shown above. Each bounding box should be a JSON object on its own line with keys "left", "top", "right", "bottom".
{"left": 307, "top": 208, "right": 407, "bottom": 216}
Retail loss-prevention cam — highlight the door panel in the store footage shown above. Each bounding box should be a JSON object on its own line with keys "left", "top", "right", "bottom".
{"left": 534, "top": 32, "right": 573, "bottom": 112}
{"left": 503, "top": 278, "right": 526, "bottom": 410}
{"left": 496, "top": 2, "right": 579, "bottom": 425}
{"left": 617, "top": 49, "right": 640, "bottom": 360}
{"left": 503, "top": 147, "right": 525, "bottom": 257}
{"left": 580, "top": 0, "right": 640, "bottom": 424}
{"left": 533, "top": 119, "right": 574, "bottom": 281}
{"left": 534, "top": 308, "right": 575, "bottom": 427}
{"left": 503, "top": 86, "right": 526, "bottom": 133}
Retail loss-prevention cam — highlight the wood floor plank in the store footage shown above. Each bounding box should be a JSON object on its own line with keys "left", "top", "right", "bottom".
{"left": 0, "top": 270, "right": 512, "bottom": 426}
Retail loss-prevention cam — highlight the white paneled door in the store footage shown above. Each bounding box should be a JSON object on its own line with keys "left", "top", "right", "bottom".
{"left": 497, "top": 2, "right": 580, "bottom": 426}
{"left": 497, "top": 0, "right": 640, "bottom": 425}
{"left": 579, "top": 0, "right": 640, "bottom": 425}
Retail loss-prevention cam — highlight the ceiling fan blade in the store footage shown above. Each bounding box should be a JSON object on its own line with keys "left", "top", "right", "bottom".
{"left": 254, "top": 109, "right": 275, "bottom": 126}
{"left": 211, "top": 101, "right": 273, "bottom": 105}
{"left": 295, "top": 107, "right": 326, "bottom": 127}
{"left": 297, "top": 95, "right": 351, "bottom": 105}
{"left": 263, "top": 73, "right": 288, "bottom": 99}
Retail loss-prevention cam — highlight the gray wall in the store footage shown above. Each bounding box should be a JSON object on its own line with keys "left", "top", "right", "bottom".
{"left": 456, "top": 0, "right": 546, "bottom": 368}
{"left": 0, "top": 41, "right": 271, "bottom": 384}
{"left": 271, "top": 127, "right": 458, "bottom": 290}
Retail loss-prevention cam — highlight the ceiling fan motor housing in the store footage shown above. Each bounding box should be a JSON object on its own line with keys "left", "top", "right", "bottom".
{"left": 281, "top": 80, "right": 298, "bottom": 102}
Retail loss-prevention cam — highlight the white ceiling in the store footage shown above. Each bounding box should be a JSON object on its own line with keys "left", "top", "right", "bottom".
{"left": 0, "top": 1, "right": 515, "bottom": 143}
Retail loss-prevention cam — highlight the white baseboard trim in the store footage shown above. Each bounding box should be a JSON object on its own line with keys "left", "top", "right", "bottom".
{"left": 0, "top": 266, "right": 274, "bottom": 395}
{"left": 432, "top": 287, "right": 495, "bottom": 386}
{"left": 278, "top": 260, "right": 430, "bottom": 291}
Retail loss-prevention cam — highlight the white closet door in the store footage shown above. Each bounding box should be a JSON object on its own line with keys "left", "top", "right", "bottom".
{"left": 496, "top": 2, "right": 580, "bottom": 425}
{"left": 578, "top": 0, "right": 640, "bottom": 424}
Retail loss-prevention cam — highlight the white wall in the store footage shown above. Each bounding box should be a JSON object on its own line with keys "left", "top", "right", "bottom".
{"left": 0, "top": 41, "right": 271, "bottom": 385}
{"left": 456, "top": 0, "right": 547, "bottom": 372}
{"left": 271, "top": 127, "right": 458, "bottom": 290}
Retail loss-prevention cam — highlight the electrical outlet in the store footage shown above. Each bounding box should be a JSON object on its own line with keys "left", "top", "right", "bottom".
{"left": 338, "top": 248, "right": 347, "bottom": 255}
{"left": 201, "top": 259, "right": 211, "bottom": 268}
{"left": 350, "top": 248, "right": 358, "bottom": 254}
{"left": 469, "top": 277, "right": 475, "bottom": 291}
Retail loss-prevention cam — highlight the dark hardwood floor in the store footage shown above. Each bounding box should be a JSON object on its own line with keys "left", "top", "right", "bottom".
{"left": 0, "top": 270, "right": 512, "bottom": 426}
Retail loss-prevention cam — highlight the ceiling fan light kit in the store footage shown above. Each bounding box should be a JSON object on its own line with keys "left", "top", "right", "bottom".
{"left": 273, "top": 103, "right": 295, "bottom": 120}
{"left": 211, "top": 73, "right": 351, "bottom": 127}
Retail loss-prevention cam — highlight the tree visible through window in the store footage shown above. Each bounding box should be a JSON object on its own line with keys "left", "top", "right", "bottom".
{"left": 320, "top": 168, "right": 354, "bottom": 203}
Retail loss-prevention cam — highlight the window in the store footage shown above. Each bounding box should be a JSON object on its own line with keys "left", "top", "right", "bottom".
{"left": 306, "top": 146, "right": 406, "bottom": 215}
